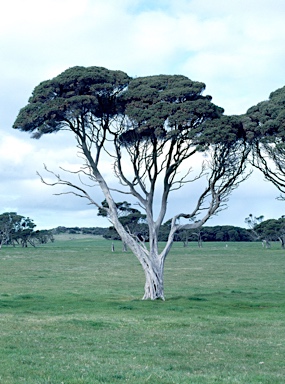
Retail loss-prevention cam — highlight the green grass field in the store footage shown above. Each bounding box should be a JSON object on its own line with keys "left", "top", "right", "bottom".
{"left": 0, "top": 237, "right": 284, "bottom": 383}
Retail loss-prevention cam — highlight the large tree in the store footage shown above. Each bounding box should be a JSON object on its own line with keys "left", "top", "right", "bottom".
{"left": 13, "top": 66, "right": 249, "bottom": 299}
{"left": 245, "top": 85, "right": 285, "bottom": 196}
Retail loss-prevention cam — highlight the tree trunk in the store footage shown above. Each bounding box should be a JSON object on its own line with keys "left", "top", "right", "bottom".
{"left": 94, "top": 177, "right": 169, "bottom": 300}
{"left": 141, "top": 254, "right": 165, "bottom": 300}
{"left": 278, "top": 236, "right": 285, "bottom": 249}
{"left": 142, "top": 264, "right": 164, "bottom": 300}
{"left": 262, "top": 239, "right": 271, "bottom": 248}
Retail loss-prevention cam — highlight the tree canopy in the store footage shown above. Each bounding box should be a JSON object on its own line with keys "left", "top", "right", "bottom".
{"left": 15, "top": 66, "right": 130, "bottom": 138}
{"left": 245, "top": 86, "right": 285, "bottom": 196}
{"left": 13, "top": 66, "right": 249, "bottom": 300}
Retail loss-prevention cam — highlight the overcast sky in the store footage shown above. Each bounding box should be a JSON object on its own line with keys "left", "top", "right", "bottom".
{"left": 1, "top": 0, "right": 285, "bottom": 229}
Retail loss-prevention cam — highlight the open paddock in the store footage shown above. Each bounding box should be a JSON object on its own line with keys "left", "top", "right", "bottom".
{"left": 0, "top": 238, "right": 284, "bottom": 383}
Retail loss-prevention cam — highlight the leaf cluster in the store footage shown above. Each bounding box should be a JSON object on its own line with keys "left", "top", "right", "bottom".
{"left": 245, "top": 85, "right": 285, "bottom": 142}
{"left": 13, "top": 66, "right": 130, "bottom": 138}
{"left": 13, "top": 66, "right": 241, "bottom": 150}
{"left": 120, "top": 74, "right": 225, "bottom": 146}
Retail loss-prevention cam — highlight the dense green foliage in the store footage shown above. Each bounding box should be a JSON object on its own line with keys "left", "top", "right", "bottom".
{"left": 13, "top": 66, "right": 130, "bottom": 138}
{"left": 245, "top": 85, "right": 285, "bottom": 195}
{"left": 0, "top": 238, "right": 284, "bottom": 383}
{"left": 120, "top": 74, "right": 226, "bottom": 146}
{"left": 246, "top": 85, "right": 285, "bottom": 141}
{"left": 13, "top": 66, "right": 228, "bottom": 143}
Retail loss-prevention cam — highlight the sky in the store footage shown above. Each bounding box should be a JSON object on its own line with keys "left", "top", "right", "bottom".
{"left": 1, "top": 0, "right": 285, "bottom": 230}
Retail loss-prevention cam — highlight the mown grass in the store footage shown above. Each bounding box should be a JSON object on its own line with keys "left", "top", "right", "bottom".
{"left": 0, "top": 238, "right": 284, "bottom": 383}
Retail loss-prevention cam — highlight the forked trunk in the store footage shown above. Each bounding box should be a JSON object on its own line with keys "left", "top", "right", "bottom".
{"left": 142, "top": 257, "right": 165, "bottom": 300}
{"left": 105, "top": 200, "right": 167, "bottom": 300}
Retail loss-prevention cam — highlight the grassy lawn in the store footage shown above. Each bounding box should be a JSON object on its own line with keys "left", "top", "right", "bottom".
{"left": 0, "top": 238, "right": 284, "bottom": 383}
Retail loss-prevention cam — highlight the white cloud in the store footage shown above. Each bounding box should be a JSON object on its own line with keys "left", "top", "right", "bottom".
{"left": 0, "top": 0, "right": 88, "bottom": 36}
{"left": 0, "top": 135, "right": 33, "bottom": 164}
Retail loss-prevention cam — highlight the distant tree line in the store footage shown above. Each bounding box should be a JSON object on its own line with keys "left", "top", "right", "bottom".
{"left": 53, "top": 206, "right": 285, "bottom": 246}
{"left": 173, "top": 225, "right": 252, "bottom": 243}
{"left": 52, "top": 226, "right": 107, "bottom": 236}
{"left": 3, "top": 211, "right": 284, "bottom": 249}
{"left": 52, "top": 223, "right": 252, "bottom": 243}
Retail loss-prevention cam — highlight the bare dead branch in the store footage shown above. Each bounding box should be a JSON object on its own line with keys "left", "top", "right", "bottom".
{"left": 37, "top": 165, "right": 102, "bottom": 209}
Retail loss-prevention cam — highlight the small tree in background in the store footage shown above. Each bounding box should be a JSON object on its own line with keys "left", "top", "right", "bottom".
{"left": 0, "top": 212, "right": 53, "bottom": 248}
{"left": 98, "top": 200, "right": 147, "bottom": 249}
{"left": 245, "top": 214, "right": 270, "bottom": 247}
{"left": 246, "top": 215, "right": 285, "bottom": 249}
